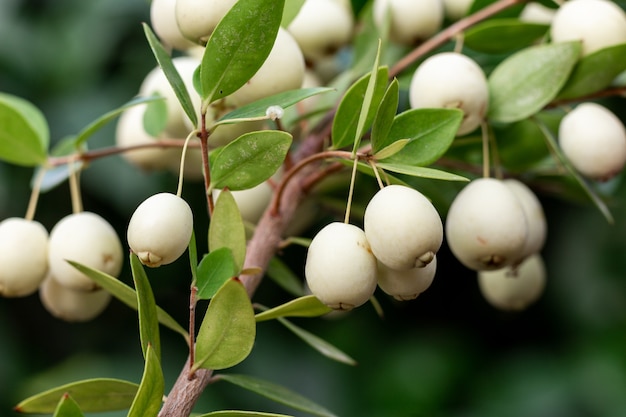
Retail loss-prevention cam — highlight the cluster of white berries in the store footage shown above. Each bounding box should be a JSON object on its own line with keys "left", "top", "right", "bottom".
{"left": 0, "top": 213, "right": 123, "bottom": 322}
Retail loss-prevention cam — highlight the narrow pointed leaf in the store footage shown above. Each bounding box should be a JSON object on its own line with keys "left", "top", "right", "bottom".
{"left": 35, "top": 136, "right": 85, "bottom": 193}
{"left": 376, "top": 108, "right": 463, "bottom": 166}
{"left": 557, "top": 43, "right": 626, "bottom": 100}
{"left": 193, "top": 279, "right": 256, "bottom": 371}
{"left": 128, "top": 345, "right": 164, "bottom": 417}
{"left": 52, "top": 394, "right": 84, "bottom": 417}
{"left": 143, "top": 23, "right": 198, "bottom": 127}
{"left": 373, "top": 139, "right": 409, "bottom": 160}
{"left": 201, "top": 0, "right": 285, "bottom": 103}
{"left": 216, "top": 374, "right": 338, "bottom": 417}
{"left": 209, "top": 190, "right": 247, "bottom": 272}
{"left": 371, "top": 79, "right": 399, "bottom": 154}
{"left": 352, "top": 41, "right": 383, "bottom": 151}
{"left": 197, "top": 247, "right": 238, "bottom": 300}
{"left": 332, "top": 67, "right": 389, "bottom": 149}
{"left": 197, "top": 412, "right": 294, "bottom": 417}
{"left": 131, "top": 254, "right": 161, "bottom": 362}
{"left": 189, "top": 229, "right": 199, "bottom": 283}
{"left": 255, "top": 295, "right": 332, "bottom": 322}
{"left": 210, "top": 130, "right": 292, "bottom": 191}
{"left": 277, "top": 318, "right": 356, "bottom": 366}
{"left": 488, "top": 41, "right": 581, "bottom": 123}
{"left": 281, "top": 0, "right": 305, "bottom": 27}
{"left": 14, "top": 378, "right": 138, "bottom": 413}
{"left": 0, "top": 93, "right": 48, "bottom": 166}
{"left": 464, "top": 19, "right": 549, "bottom": 54}
{"left": 376, "top": 163, "right": 469, "bottom": 182}
{"left": 143, "top": 93, "right": 168, "bottom": 136}
{"left": 67, "top": 261, "right": 189, "bottom": 343}
{"left": 266, "top": 256, "right": 306, "bottom": 297}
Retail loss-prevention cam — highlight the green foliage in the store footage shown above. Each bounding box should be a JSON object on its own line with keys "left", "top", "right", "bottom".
{"left": 281, "top": 0, "right": 306, "bottom": 27}
{"left": 265, "top": 257, "right": 306, "bottom": 297}
{"left": 197, "top": 247, "right": 238, "bottom": 300}
{"left": 370, "top": 79, "right": 399, "bottom": 153}
{"left": 128, "top": 344, "right": 164, "bottom": 417}
{"left": 209, "top": 190, "right": 247, "bottom": 272}
{"left": 0, "top": 93, "right": 48, "bottom": 166}
{"left": 255, "top": 295, "right": 332, "bottom": 322}
{"left": 143, "top": 93, "right": 168, "bottom": 137}
{"left": 464, "top": 19, "right": 549, "bottom": 54}
{"left": 52, "top": 394, "right": 84, "bottom": 417}
{"left": 131, "top": 254, "right": 162, "bottom": 362}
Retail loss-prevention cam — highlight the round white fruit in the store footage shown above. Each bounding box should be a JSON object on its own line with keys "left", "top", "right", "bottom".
{"left": 409, "top": 52, "right": 489, "bottom": 136}
{"left": 0, "top": 218, "right": 48, "bottom": 297}
{"left": 364, "top": 185, "right": 443, "bottom": 270}
{"left": 127, "top": 193, "right": 194, "bottom": 267}
{"left": 230, "top": 28, "right": 305, "bottom": 106}
{"left": 550, "top": 0, "right": 626, "bottom": 56}
{"left": 478, "top": 254, "right": 546, "bottom": 311}
{"left": 520, "top": 2, "right": 556, "bottom": 24}
{"left": 151, "top": 0, "right": 197, "bottom": 50}
{"left": 175, "top": 0, "right": 237, "bottom": 44}
{"left": 504, "top": 179, "right": 547, "bottom": 263}
{"left": 445, "top": 178, "right": 528, "bottom": 271}
{"left": 48, "top": 212, "right": 123, "bottom": 291}
{"left": 305, "top": 222, "right": 378, "bottom": 310}
{"left": 373, "top": 0, "right": 444, "bottom": 45}
{"left": 558, "top": 102, "right": 626, "bottom": 180}
{"left": 442, "top": 0, "right": 473, "bottom": 21}
{"left": 377, "top": 256, "right": 437, "bottom": 301}
{"left": 287, "top": 0, "right": 354, "bottom": 62}
{"left": 40, "top": 275, "right": 111, "bottom": 322}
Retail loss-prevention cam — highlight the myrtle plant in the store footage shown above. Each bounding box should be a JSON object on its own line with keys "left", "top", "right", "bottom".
{"left": 2, "top": 0, "right": 626, "bottom": 416}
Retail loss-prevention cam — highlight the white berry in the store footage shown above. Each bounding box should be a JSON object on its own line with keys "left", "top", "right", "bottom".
{"left": 40, "top": 275, "right": 111, "bottom": 322}
{"left": 127, "top": 193, "right": 193, "bottom": 267}
{"left": 520, "top": 2, "right": 556, "bottom": 24}
{"left": 305, "top": 222, "right": 378, "bottom": 310}
{"left": 442, "top": 0, "right": 473, "bottom": 21}
{"left": 175, "top": 0, "right": 237, "bottom": 44}
{"left": 364, "top": 185, "right": 443, "bottom": 270}
{"left": 377, "top": 256, "right": 437, "bottom": 301}
{"left": 409, "top": 52, "right": 489, "bottom": 136}
{"left": 0, "top": 218, "right": 48, "bottom": 297}
{"left": 151, "top": 0, "right": 197, "bottom": 51}
{"left": 445, "top": 178, "right": 528, "bottom": 271}
{"left": 478, "top": 254, "right": 546, "bottom": 311}
{"left": 48, "top": 212, "right": 124, "bottom": 291}
{"left": 558, "top": 102, "right": 626, "bottom": 180}
{"left": 373, "top": 0, "right": 444, "bottom": 45}
{"left": 550, "top": 0, "right": 626, "bottom": 56}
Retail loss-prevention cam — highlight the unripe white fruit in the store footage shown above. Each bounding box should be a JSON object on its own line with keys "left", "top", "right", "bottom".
{"left": 373, "top": 0, "right": 444, "bottom": 45}
{"left": 377, "top": 256, "right": 437, "bottom": 301}
{"left": 115, "top": 105, "right": 180, "bottom": 171}
{"left": 48, "top": 212, "right": 123, "bottom": 291}
{"left": 478, "top": 254, "right": 546, "bottom": 311}
{"left": 151, "top": 0, "right": 197, "bottom": 50}
{"left": 409, "top": 52, "right": 489, "bottom": 136}
{"left": 504, "top": 179, "right": 547, "bottom": 264}
{"left": 305, "top": 222, "right": 378, "bottom": 310}
{"left": 287, "top": 0, "right": 354, "bottom": 62}
{"left": 139, "top": 56, "right": 201, "bottom": 138}
{"left": 40, "top": 275, "right": 111, "bottom": 322}
{"left": 0, "top": 218, "right": 48, "bottom": 297}
{"left": 175, "top": 0, "right": 237, "bottom": 44}
{"left": 445, "top": 178, "right": 528, "bottom": 271}
{"left": 364, "top": 185, "right": 443, "bottom": 270}
{"left": 230, "top": 28, "right": 305, "bottom": 106}
{"left": 550, "top": 0, "right": 626, "bottom": 56}
{"left": 558, "top": 102, "right": 626, "bottom": 180}
{"left": 442, "top": 0, "right": 473, "bottom": 21}
{"left": 127, "top": 193, "right": 193, "bottom": 267}
{"left": 520, "top": 2, "right": 556, "bottom": 24}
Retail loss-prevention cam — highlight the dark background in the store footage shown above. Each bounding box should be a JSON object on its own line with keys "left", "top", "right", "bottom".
{"left": 1, "top": 1, "right": 625, "bottom": 416}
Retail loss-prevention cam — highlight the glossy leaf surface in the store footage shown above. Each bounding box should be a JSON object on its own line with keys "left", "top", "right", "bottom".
{"left": 128, "top": 345, "right": 164, "bottom": 417}
{"left": 197, "top": 247, "right": 238, "bottom": 300}
{"left": 52, "top": 394, "right": 84, "bottom": 417}
{"left": 208, "top": 189, "right": 246, "bottom": 272}
{"left": 131, "top": 254, "right": 161, "bottom": 362}
{"left": 376, "top": 162, "right": 469, "bottom": 182}
{"left": 464, "top": 19, "right": 549, "bottom": 54}
{"left": 0, "top": 93, "right": 48, "bottom": 166}
{"left": 370, "top": 79, "right": 399, "bottom": 154}
{"left": 266, "top": 257, "right": 306, "bottom": 297}
{"left": 255, "top": 295, "right": 332, "bottom": 322}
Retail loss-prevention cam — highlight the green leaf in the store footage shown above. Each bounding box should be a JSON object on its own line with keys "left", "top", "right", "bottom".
{"left": 197, "top": 412, "right": 294, "bottom": 417}
{"left": 35, "top": 136, "right": 84, "bottom": 193}
{"left": 464, "top": 19, "right": 549, "bottom": 54}
{"left": 200, "top": 0, "right": 285, "bottom": 103}
{"left": 266, "top": 256, "right": 306, "bottom": 297}
{"left": 128, "top": 344, "right": 164, "bottom": 417}
{"left": 52, "top": 394, "right": 84, "bottom": 417}
{"left": 277, "top": 318, "right": 357, "bottom": 366}
{"left": 376, "top": 162, "right": 469, "bottom": 182}
{"left": 193, "top": 279, "right": 256, "bottom": 371}
{"left": 216, "top": 374, "right": 338, "bottom": 417}
{"left": 0, "top": 93, "right": 48, "bottom": 166}
{"left": 371, "top": 79, "right": 399, "bottom": 154}
{"left": 14, "top": 378, "right": 139, "bottom": 413}
{"left": 73, "top": 95, "right": 164, "bottom": 149}
{"left": 143, "top": 23, "right": 198, "bottom": 127}
{"left": 488, "top": 41, "right": 581, "bottom": 123}
{"left": 557, "top": 43, "right": 626, "bottom": 100}
{"left": 67, "top": 261, "right": 189, "bottom": 344}
{"left": 210, "top": 130, "right": 292, "bottom": 191}
{"left": 255, "top": 295, "right": 332, "bottom": 322}
{"left": 143, "top": 93, "right": 168, "bottom": 137}
{"left": 373, "top": 139, "right": 409, "bottom": 160}
{"left": 197, "top": 247, "right": 238, "bottom": 300}
{"left": 131, "top": 254, "right": 161, "bottom": 362}
{"left": 281, "top": 0, "right": 305, "bottom": 27}
{"left": 332, "top": 66, "right": 389, "bottom": 149}
{"left": 216, "top": 87, "right": 333, "bottom": 123}
{"left": 189, "top": 228, "right": 199, "bottom": 284}
{"left": 352, "top": 41, "right": 383, "bottom": 152}
{"left": 494, "top": 116, "right": 553, "bottom": 172}
{"left": 376, "top": 108, "right": 463, "bottom": 166}
{"left": 209, "top": 189, "right": 247, "bottom": 272}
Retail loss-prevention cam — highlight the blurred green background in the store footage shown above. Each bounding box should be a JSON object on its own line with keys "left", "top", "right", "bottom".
{"left": 1, "top": 1, "right": 626, "bottom": 416}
